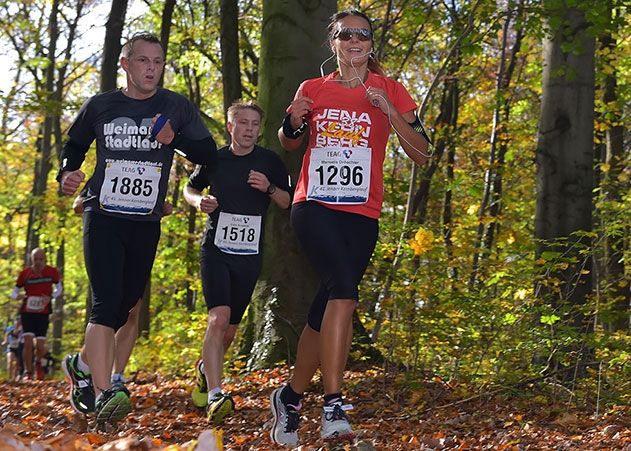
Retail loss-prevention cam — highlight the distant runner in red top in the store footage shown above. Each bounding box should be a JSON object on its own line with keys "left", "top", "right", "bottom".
{"left": 11, "top": 248, "right": 62, "bottom": 380}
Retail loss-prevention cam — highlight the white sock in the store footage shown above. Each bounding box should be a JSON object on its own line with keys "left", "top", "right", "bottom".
{"left": 208, "top": 387, "right": 222, "bottom": 402}
{"left": 77, "top": 354, "right": 90, "bottom": 374}
{"left": 111, "top": 372, "right": 125, "bottom": 383}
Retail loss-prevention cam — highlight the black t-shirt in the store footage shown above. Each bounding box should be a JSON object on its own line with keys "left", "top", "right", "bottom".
{"left": 68, "top": 88, "right": 211, "bottom": 221}
{"left": 187, "top": 145, "right": 292, "bottom": 267}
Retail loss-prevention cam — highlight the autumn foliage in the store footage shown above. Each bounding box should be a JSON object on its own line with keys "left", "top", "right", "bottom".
{"left": 1, "top": 365, "right": 630, "bottom": 450}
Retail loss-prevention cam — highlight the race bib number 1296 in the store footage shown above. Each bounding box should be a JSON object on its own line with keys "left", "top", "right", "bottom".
{"left": 307, "top": 146, "right": 371, "bottom": 204}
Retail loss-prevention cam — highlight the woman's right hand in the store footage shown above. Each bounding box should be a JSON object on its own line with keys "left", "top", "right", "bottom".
{"left": 287, "top": 96, "right": 314, "bottom": 128}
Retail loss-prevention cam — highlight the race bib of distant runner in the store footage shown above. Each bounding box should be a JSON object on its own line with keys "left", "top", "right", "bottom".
{"left": 214, "top": 212, "right": 262, "bottom": 255}
{"left": 307, "top": 147, "right": 371, "bottom": 204}
{"left": 25, "top": 296, "right": 48, "bottom": 313}
{"left": 100, "top": 159, "right": 161, "bottom": 214}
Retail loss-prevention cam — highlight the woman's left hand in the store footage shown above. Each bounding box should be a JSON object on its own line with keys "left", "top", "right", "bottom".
{"left": 366, "top": 87, "right": 393, "bottom": 115}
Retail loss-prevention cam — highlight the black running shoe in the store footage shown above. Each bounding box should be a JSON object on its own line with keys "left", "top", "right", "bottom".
{"left": 61, "top": 353, "right": 95, "bottom": 414}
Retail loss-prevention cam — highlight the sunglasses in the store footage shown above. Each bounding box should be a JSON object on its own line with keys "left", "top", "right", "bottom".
{"left": 333, "top": 27, "right": 372, "bottom": 42}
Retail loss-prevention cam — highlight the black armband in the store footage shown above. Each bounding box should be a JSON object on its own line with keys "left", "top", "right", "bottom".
{"left": 282, "top": 114, "right": 308, "bottom": 139}
{"left": 409, "top": 115, "right": 433, "bottom": 145}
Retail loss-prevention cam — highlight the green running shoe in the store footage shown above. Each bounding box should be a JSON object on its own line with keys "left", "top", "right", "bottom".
{"left": 95, "top": 385, "right": 132, "bottom": 425}
{"left": 207, "top": 393, "right": 234, "bottom": 425}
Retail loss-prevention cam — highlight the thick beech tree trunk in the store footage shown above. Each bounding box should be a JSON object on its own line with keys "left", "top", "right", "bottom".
{"left": 535, "top": 5, "right": 595, "bottom": 359}
{"left": 245, "top": 0, "right": 336, "bottom": 369}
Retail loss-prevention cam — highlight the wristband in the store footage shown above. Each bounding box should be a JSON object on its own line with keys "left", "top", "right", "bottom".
{"left": 282, "top": 114, "right": 307, "bottom": 139}
{"left": 150, "top": 115, "right": 169, "bottom": 141}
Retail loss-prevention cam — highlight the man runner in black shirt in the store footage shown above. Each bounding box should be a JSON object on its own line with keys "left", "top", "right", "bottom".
{"left": 58, "top": 32, "right": 217, "bottom": 426}
{"left": 184, "top": 101, "right": 291, "bottom": 424}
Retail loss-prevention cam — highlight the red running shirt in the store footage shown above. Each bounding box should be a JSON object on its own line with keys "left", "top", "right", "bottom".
{"left": 292, "top": 71, "right": 417, "bottom": 219}
{"left": 16, "top": 266, "right": 60, "bottom": 314}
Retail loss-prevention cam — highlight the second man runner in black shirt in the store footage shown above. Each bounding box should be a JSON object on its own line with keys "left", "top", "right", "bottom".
{"left": 184, "top": 101, "right": 292, "bottom": 424}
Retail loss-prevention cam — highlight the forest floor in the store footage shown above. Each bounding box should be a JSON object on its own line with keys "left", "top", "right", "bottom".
{"left": 0, "top": 365, "right": 629, "bottom": 450}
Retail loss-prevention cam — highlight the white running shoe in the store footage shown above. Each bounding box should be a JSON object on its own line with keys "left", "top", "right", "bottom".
{"left": 269, "top": 387, "right": 301, "bottom": 446}
{"left": 321, "top": 401, "right": 355, "bottom": 441}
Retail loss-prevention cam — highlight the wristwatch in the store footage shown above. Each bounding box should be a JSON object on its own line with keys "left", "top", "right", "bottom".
{"left": 266, "top": 183, "right": 277, "bottom": 195}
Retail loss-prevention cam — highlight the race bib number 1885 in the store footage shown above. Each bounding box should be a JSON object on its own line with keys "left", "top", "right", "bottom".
{"left": 100, "top": 160, "right": 161, "bottom": 214}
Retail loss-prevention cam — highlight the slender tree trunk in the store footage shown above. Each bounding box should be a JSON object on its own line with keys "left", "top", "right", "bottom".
{"left": 24, "top": 0, "right": 60, "bottom": 263}
{"left": 158, "top": 0, "right": 176, "bottom": 87}
{"left": 371, "top": 68, "right": 460, "bottom": 342}
{"left": 443, "top": 145, "right": 456, "bottom": 279}
{"left": 101, "top": 0, "right": 128, "bottom": 92}
{"left": 599, "top": 26, "right": 629, "bottom": 332}
{"left": 370, "top": 2, "right": 479, "bottom": 341}
{"left": 51, "top": 242, "right": 64, "bottom": 356}
{"left": 469, "top": 2, "right": 524, "bottom": 286}
{"left": 185, "top": 205, "right": 197, "bottom": 312}
{"left": 220, "top": 0, "right": 243, "bottom": 121}
{"left": 139, "top": 283, "right": 150, "bottom": 336}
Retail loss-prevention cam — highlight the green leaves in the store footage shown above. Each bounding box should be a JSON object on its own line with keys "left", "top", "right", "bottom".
{"left": 540, "top": 314, "right": 561, "bottom": 325}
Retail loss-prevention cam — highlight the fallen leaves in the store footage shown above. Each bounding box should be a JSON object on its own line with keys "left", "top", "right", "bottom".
{"left": 0, "top": 366, "right": 629, "bottom": 450}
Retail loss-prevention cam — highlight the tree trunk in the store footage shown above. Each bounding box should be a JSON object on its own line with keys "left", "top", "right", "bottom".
{"left": 24, "top": 0, "right": 60, "bottom": 263}
{"left": 185, "top": 205, "right": 197, "bottom": 312}
{"left": 51, "top": 242, "right": 64, "bottom": 356}
{"left": 599, "top": 26, "right": 629, "bottom": 332}
{"left": 534, "top": 4, "right": 595, "bottom": 365}
{"left": 371, "top": 67, "right": 460, "bottom": 342}
{"left": 101, "top": 0, "right": 128, "bottom": 92}
{"left": 139, "top": 282, "right": 151, "bottom": 337}
{"left": 220, "top": 0, "right": 243, "bottom": 121}
{"left": 158, "top": 0, "right": 176, "bottom": 87}
{"left": 246, "top": 0, "right": 336, "bottom": 369}
{"left": 469, "top": 2, "right": 524, "bottom": 287}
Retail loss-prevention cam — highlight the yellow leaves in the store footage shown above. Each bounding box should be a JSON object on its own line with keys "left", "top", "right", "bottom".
{"left": 513, "top": 288, "right": 529, "bottom": 300}
{"left": 409, "top": 227, "right": 435, "bottom": 256}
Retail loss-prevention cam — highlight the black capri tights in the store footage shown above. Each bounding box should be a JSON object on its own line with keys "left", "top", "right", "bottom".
{"left": 83, "top": 212, "right": 160, "bottom": 331}
{"left": 291, "top": 201, "right": 378, "bottom": 332}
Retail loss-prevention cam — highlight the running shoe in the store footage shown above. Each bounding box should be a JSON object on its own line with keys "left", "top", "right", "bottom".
{"left": 61, "top": 353, "right": 95, "bottom": 414}
{"left": 191, "top": 359, "right": 208, "bottom": 407}
{"left": 269, "top": 387, "right": 300, "bottom": 446}
{"left": 35, "top": 362, "right": 45, "bottom": 381}
{"left": 206, "top": 392, "right": 235, "bottom": 425}
{"left": 95, "top": 385, "right": 132, "bottom": 424}
{"left": 321, "top": 401, "right": 355, "bottom": 441}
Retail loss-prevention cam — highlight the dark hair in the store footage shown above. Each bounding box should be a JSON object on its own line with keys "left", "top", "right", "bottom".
{"left": 121, "top": 32, "right": 164, "bottom": 58}
{"left": 227, "top": 100, "right": 265, "bottom": 122}
{"left": 327, "top": 9, "right": 384, "bottom": 75}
